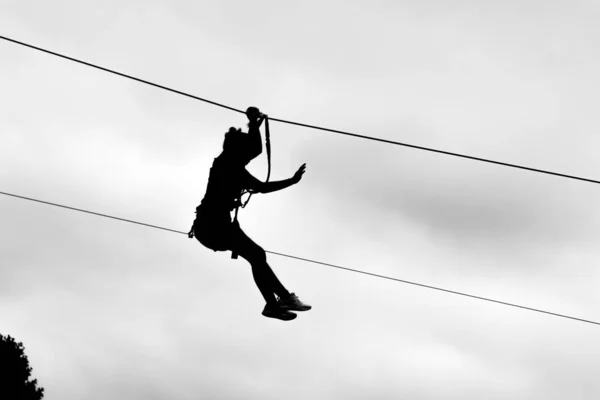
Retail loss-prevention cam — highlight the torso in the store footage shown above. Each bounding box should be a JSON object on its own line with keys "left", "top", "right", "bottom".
{"left": 200, "top": 154, "right": 246, "bottom": 214}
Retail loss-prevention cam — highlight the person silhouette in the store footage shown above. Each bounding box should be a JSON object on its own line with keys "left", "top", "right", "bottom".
{"left": 191, "top": 106, "right": 311, "bottom": 321}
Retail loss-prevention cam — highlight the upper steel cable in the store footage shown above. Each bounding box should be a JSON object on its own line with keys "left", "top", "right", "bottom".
{"left": 1, "top": 35, "right": 599, "bottom": 186}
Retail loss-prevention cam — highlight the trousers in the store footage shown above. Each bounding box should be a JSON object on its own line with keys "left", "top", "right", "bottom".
{"left": 194, "top": 208, "right": 289, "bottom": 305}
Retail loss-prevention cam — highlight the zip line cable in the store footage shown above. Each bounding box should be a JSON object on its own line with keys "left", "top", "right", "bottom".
{"left": 0, "top": 36, "right": 244, "bottom": 115}
{"left": 1, "top": 34, "right": 600, "bottom": 186}
{"left": 0, "top": 191, "right": 184, "bottom": 235}
{"left": 1, "top": 190, "right": 598, "bottom": 327}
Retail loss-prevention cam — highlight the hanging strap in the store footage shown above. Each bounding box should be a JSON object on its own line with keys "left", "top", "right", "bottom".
{"left": 230, "top": 206, "right": 241, "bottom": 258}
{"left": 240, "top": 116, "right": 271, "bottom": 209}
{"left": 231, "top": 116, "right": 271, "bottom": 259}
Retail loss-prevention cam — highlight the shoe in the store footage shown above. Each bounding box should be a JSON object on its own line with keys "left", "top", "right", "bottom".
{"left": 262, "top": 303, "right": 297, "bottom": 321}
{"left": 278, "top": 292, "right": 312, "bottom": 312}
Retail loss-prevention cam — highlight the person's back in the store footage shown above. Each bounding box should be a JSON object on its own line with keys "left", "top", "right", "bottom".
{"left": 200, "top": 152, "right": 247, "bottom": 213}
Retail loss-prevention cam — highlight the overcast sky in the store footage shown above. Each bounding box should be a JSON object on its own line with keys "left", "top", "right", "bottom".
{"left": 2, "top": 1, "right": 600, "bottom": 399}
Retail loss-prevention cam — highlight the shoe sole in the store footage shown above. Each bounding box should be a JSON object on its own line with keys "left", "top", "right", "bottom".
{"left": 280, "top": 305, "right": 312, "bottom": 312}
{"left": 262, "top": 311, "right": 297, "bottom": 321}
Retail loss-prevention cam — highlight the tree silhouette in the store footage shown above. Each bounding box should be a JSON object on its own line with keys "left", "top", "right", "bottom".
{"left": 0, "top": 334, "right": 44, "bottom": 399}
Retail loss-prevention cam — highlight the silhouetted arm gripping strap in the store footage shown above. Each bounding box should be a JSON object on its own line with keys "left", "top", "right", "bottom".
{"left": 231, "top": 117, "right": 271, "bottom": 259}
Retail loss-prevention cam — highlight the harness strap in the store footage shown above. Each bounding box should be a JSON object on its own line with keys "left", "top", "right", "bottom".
{"left": 187, "top": 205, "right": 200, "bottom": 238}
{"left": 232, "top": 116, "right": 271, "bottom": 259}
{"left": 240, "top": 116, "right": 271, "bottom": 208}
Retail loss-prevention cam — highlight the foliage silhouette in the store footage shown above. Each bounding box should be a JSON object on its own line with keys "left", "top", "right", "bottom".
{"left": 0, "top": 334, "right": 45, "bottom": 399}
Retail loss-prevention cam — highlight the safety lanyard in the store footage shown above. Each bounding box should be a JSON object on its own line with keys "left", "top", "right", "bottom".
{"left": 231, "top": 117, "right": 271, "bottom": 259}
{"left": 188, "top": 117, "right": 271, "bottom": 243}
{"left": 240, "top": 117, "right": 271, "bottom": 209}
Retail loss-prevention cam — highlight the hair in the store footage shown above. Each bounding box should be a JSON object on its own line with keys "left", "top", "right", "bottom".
{"left": 223, "top": 127, "right": 244, "bottom": 153}
{"left": 245, "top": 106, "right": 259, "bottom": 120}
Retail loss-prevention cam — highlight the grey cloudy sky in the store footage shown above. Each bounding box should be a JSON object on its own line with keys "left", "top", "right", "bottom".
{"left": 2, "top": 1, "right": 600, "bottom": 399}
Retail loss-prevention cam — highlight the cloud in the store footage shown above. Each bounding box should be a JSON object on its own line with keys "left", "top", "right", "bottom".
{"left": 3, "top": 2, "right": 600, "bottom": 400}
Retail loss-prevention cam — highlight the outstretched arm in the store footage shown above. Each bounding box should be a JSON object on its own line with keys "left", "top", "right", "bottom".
{"left": 257, "top": 177, "right": 296, "bottom": 194}
{"left": 243, "top": 164, "right": 307, "bottom": 194}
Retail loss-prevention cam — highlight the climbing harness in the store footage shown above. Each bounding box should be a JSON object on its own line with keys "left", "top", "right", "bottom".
{"left": 188, "top": 117, "right": 272, "bottom": 261}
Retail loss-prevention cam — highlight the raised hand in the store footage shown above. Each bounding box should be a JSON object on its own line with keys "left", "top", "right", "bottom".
{"left": 293, "top": 163, "right": 307, "bottom": 184}
{"left": 246, "top": 106, "right": 262, "bottom": 123}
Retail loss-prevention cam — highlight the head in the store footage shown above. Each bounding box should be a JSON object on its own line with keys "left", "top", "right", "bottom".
{"left": 222, "top": 127, "right": 247, "bottom": 162}
{"left": 245, "top": 106, "right": 261, "bottom": 122}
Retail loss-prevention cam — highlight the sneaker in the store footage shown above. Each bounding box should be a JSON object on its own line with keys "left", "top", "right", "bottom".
{"left": 262, "top": 303, "right": 297, "bottom": 321}
{"left": 278, "top": 293, "right": 312, "bottom": 312}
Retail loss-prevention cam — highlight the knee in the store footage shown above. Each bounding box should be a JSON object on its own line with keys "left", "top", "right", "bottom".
{"left": 248, "top": 246, "right": 267, "bottom": 264}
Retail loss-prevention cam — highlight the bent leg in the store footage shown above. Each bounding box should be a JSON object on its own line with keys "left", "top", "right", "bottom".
{"left": 230, "top": 225, "right": 290, "bottom": 305}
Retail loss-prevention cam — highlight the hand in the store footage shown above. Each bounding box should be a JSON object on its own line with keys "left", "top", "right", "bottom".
{"left": 257, "top": 113, "right": 268, "bottom": 126}
{"left": 292, "top": 163, "right": 306, "bottom": 184}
